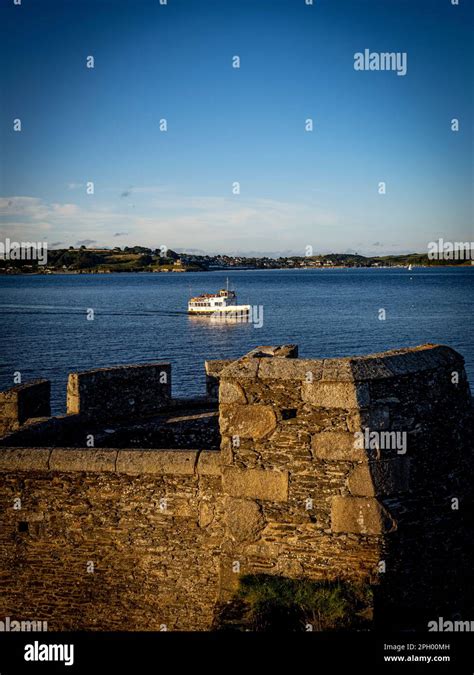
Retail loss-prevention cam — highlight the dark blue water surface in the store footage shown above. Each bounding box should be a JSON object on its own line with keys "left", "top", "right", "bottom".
{"left": 0, "top": 268, "right": 472, "bottom": 413}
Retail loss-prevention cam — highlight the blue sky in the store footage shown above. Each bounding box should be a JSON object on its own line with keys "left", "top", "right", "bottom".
{"left": 1, "top": 0, "right": 472, "bottom": 256}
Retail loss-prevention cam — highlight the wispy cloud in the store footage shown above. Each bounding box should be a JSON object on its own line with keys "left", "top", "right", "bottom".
{"left": 0, "top": 192, "right": 339, "bottom": 253}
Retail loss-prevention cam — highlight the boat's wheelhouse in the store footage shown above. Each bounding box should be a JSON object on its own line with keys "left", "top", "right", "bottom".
{"left": 188, "top": 288, "right": 237, "bottom": 312}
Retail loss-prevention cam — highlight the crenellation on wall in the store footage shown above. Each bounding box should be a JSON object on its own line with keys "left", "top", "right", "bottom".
{"left": 0, "top": 343, "right": 472, "bottom": 630}
{"left": 0, "top": 380, "right": 51, "bottom": 437}
{"left": 204, "top": 360, "right": 233, "bottom": 400}
{"left": 66, "top": 362, "right": 172, "bottom": 420}
{"left": 216, "top": 343, "right": 473, "bottom": 625}
{"left": 206, "top": 344, "right": 298, "bottom": 401}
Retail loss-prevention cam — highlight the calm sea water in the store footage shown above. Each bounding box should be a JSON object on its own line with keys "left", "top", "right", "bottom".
{"left": 0, "top": 268, "right": 472, "bottom": 413}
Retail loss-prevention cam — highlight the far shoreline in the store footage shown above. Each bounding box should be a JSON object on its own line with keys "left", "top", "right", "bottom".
{"left": 1, "top": 264, "right": 473, "bottom": 277}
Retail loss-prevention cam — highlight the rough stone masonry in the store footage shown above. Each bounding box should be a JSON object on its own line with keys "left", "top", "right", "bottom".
{"left": 0, "top": 344, "right": 472, "bottom": 630}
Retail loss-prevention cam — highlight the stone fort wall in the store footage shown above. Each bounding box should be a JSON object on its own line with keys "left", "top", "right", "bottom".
{"left": 0, "top": 344, "right": 472, "bottom": 630}
{"left": 0, "top": 448, "right": 222, "bottom": 631}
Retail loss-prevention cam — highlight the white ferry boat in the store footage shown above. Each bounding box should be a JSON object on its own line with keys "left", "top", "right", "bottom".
{"left": 187, "top": 284, "right": 250, "bottom": 317}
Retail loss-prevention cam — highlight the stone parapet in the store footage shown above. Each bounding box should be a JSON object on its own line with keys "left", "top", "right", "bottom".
{"left": 0, "top": 344, "right": 472, "bottom": 631}
{"left": 0, "top": 447, "right": 220, "bottom": 476}
{"left": 66, "top": 362, "right": 171, "bottom": 421}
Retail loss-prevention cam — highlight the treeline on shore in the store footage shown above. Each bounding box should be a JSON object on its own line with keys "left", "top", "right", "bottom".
{"left": 0, "top": 246, "right": 471, "bottom": 274}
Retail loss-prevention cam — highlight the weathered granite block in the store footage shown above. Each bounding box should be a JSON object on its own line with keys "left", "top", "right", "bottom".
{"left": 205, "top": 360, "right": 233, "bottom": 400}
{"left": 197, "top": 450, "right": 222, "bottom": 475}
{"left": 219, "top": 381, "right": 247, "bottom": 404}
{"left": 243, "top": 344, "right": 298, "bottom": 358}
{"left": 311, "top": 431, "right": 367, "bottom": 461}
{"left": 347, "top": 458, "right": 411, "bottom": 497}
{"left": 331, "top": 496, "right": 397, "bottom": 535}
{"left": 116, "top": 449, "right": 197, "bottom": 475}
{"left": 49, "top": 448, "right": 117, "bottom": 473}
{"left": 0, "top": 447, "right": 51, "bottom": 471}
{"left": 219, "top": 404, "right": 277, "bottom": 439}
{"left": 302, "top": 382, "right": 369, "bottom": 408}
{"left": 223, "top": 467, "right": 289, "bottom": 501}
{"left": 257, "top": 358, "right": 323, "bottom": 381}
{"left": 224, "top": 497, "right": 265, "bottom": 543}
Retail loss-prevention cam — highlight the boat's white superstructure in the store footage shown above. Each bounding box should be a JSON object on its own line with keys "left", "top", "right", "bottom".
{"left": 188, "top": 287, "right": 250, "bottom": 316}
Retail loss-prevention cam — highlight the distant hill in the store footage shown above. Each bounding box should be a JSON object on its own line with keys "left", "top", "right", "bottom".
{"left": 0, "top": 246, "right": 471, "bottom": 274}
